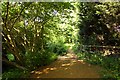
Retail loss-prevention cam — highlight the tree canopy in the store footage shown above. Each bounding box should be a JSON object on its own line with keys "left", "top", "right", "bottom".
{"left": 1, "top": 2, "right": 120, "bottom": 79}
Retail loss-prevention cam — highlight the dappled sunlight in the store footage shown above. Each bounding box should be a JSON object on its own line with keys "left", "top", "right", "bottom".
{"left": 49, "top": 67, "right": 57, "bottom": 71}
{"left": 35, "top": 71, "right": 43, "bottom": 75}
{"left": 31, "top": 67, "right": 58, "bottom": 75}
{"left": 31, "top": 51, "right": 101, "bottom": 78}
{"left": 36, "top": 76, "right": 41, "bottom": 78}
{"left": 64, "top": 68, "right": 69, "bottom": 70}
{"left": 77, "top": 60, "right": 86, "bottom": 64}
{"left": 31, "top": 71, "right": 43, "bottom": 75}
{"left": 61, "top": 63, "right": 71, "bottom": 67}
{"left": 2, "top": 2, "right": 120, "bottom": 79}
{"left": 72, "top": 60, "right": 77, "bottom": 63}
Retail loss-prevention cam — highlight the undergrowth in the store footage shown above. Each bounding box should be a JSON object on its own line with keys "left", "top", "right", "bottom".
{"left": 2, "top": 68, "right": 30, "bottom": 80}
{"left": 77, "top": 51, "right": 120, "bottom": 79}
{"left": 2, "top": 51, "right": 57, "bottom": 79}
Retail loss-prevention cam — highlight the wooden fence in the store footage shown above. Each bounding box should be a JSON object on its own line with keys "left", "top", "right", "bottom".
{"left": 79, "top": 45, "right": 120, "bottom": 54}
{"left": 80, "top": 45, "right": 120, "bottom": 49}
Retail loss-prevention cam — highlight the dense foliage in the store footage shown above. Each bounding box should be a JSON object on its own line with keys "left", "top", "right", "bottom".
{"left": 77, "top": 51, "right": 120, "bottom": 79}
{"left": 2, "top": 2, "right": 78, "bottom": 78}
{"left": 1, "top": 2, "right": 120, "bottom": 79}
{"left": 77, "top": 2, "right": 120, "bottom": 79}
{"left": 78, "top": 2, "right": 120, "bottom": 46}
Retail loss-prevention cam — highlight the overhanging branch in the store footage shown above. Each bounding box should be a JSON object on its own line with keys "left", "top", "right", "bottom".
{"left": 9, "top": 3, "right": 32, "bottom": 32}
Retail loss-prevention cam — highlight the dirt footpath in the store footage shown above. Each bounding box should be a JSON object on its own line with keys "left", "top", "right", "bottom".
{"left": 31, "top": 53, "right": 102, "bottom": 78}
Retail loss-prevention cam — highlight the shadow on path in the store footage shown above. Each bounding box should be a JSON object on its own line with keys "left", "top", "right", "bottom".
{"left": 30, "top": 50, "right": 102, "bottom": 78}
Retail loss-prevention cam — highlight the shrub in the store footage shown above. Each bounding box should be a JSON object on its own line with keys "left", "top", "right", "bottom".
{"left": 24, "top": 51, "right": 57, "bottom": 70}
{"left": 77, "top": 51, "right": 120, "bottom": 79}
{"left": 2, "top": 68, "right": 30, "bottom": 79}
{"left": 46, "top": 42, "right": 69, "bottom": 55}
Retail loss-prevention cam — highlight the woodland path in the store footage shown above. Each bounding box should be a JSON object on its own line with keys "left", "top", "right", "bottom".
{"left": 30, "top": 49, "right": 102, "bottom": 78}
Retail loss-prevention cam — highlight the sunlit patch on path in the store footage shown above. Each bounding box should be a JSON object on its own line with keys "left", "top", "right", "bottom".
{"left": 31, "top": 50, "right": 102, "bottom": 78}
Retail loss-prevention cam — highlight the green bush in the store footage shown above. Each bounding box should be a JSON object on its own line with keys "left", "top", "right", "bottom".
{"left": 101, "top": 57, "right": 120, "bottom": 79}
{"left": 2, "top": 51, "right": 57, "bottom": 79}
{"left": 6, "top": 53, "right": 15, "bottom": 61}
{"left": 24, "top": 51, "right": 57, "bottom": 70}
{"left": 46, "top": 42, "right": 69, "bottom": 55}
{"left": 2, "top": 68, "right": 30, "bottom": 79}
{"left": 72, "top": 44, "right": 79, "bottom": 53}
{"left": 77, "top": 52, "right": 86, "bottom": 60}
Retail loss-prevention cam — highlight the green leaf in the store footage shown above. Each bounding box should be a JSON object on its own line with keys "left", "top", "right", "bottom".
{"left": 6, "top": 53, "right": 15, "bottom": 61}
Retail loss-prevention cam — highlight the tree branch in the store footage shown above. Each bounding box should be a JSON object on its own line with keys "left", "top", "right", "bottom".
{"left": 9, "top": 3, "right": 32, "bottom": 32}
{"left": 2, "top": 57, "right": 27, "bottom": 70}
{"left": 4, "top": 2, "right": 9, "bottom": 30}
